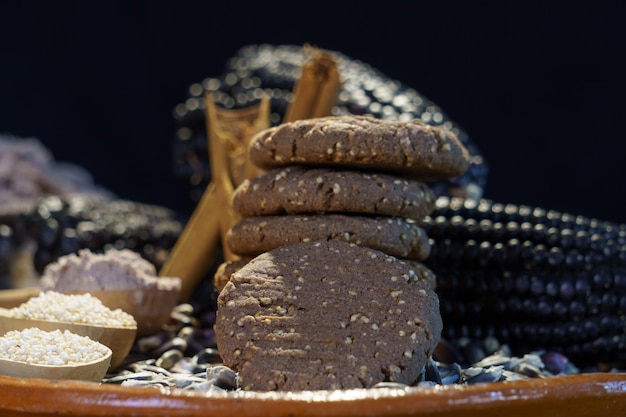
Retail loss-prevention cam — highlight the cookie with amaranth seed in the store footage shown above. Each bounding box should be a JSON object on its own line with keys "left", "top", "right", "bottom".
{"left": 226, "top": 214, "right": 431, "bottom": 260}
{"left": 232, "top": 166, "right": 435, "bottom": 218}
{"left": 214, "top": 239, "right": 443, "bottom": 391}
{"left": 248, "top": 115, "right": 470, "bottom": 178}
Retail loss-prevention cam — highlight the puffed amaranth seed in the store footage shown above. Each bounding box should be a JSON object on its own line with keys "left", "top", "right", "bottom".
{"left": 248, "top": 115, "right": 470, "bottom": 178}
{"left": 232, "top": 166, "right": 435, "bottom": 219}
{"left": 214, "top": 239, "right": 443, "bottom": 391}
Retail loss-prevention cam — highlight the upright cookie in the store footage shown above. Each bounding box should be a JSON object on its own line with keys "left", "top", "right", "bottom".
{"left": 226, "top": 214, "right": 431, "bottom": 260}
{"left": 232, "top": 166, "right": 435, "bottom": 219}
{"left": 215, "top": 240, "right": 443, "bottom": 391}
{"left": 248, "top": 115, "right": 470, "bottom": 178}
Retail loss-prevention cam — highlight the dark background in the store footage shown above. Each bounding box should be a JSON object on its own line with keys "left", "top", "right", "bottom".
{"left": 1, "top": 1, "right": 625, "bottom": 223}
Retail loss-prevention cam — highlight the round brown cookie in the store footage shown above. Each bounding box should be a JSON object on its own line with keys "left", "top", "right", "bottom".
{"left": 226, "top": 214, "right": 431, "bottom": 260}
{"left": 232, "top": 166, "right": 435, "bottom": 219}
{"left": 248, "top": 115, "right": 470, "bottom": 178}
{"left": 215, "top": 239, "right": 443, "bottom": 391}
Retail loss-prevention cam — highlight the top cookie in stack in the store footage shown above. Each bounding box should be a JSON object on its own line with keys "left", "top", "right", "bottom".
{"left": 248, "top": 114, "right": 469, "bottom": 177}
{"left": 224, "top": 115, "right": 470, "bottom": 264}
{"left": 213, "top": 115, "right": 470, "bottom": 391}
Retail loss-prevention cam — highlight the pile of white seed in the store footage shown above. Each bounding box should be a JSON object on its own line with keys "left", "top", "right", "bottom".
{"left": 7, "top": 291, "right": 137, "bottom": 327}
{"left": 0, "top": 328, "right": 111, "bottom": 366}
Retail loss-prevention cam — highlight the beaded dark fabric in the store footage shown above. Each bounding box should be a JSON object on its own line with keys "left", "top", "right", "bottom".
{"left": 423, "top": 196, "right": 626, "bottom": 367}
{"left": 172, "top": 44, "right": 488, "bottom": 205}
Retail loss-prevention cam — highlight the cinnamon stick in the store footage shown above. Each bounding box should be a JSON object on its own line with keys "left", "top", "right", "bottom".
{"left": 159, "top": 95, "right": 270, "bottom": 300}
{"left": 283, "top": 47, "right": 341, "bottom": 122}
{"left": 205, "top": 93, "right": 270, "bottom": 261}
{"left": 157, "top": 182, "right": 221, "bottom": 301}
{"left": 160, "top": 46, "right": 342, "bottom": 300}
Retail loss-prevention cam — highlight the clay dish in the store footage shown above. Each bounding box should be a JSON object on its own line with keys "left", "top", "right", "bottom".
{"left": 0, "top": 307, "right": 136, "bottom": 369}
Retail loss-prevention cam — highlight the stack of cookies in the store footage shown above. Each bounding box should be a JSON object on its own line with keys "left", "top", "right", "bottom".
{"left": 214, "top": 115, "right": 470, "bottom": 391}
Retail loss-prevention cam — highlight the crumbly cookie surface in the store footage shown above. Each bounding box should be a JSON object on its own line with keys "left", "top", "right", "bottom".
{"left": 213, "top": 259, "right": 249, "bottom": 293}
{"left": 232, "top": 166, "right": 435, "bottom": 219}
{"left": 226, "top": 214, "right": 431, "bottom": 260}
{"left": 214, "top": 240, "right": 442, "bottom": 391}
{"left": 248, "top": 115, "right": 470, "bottom": 178}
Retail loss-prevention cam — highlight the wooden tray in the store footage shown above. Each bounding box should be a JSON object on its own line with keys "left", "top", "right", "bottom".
{"left": 0, "top": 372, "right": 624, "bottom": 417}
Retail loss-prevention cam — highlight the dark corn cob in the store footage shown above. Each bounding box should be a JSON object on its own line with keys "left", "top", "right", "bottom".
{"left": 423, "top": 196, "right": 626, "bottom": 367}
{"left": 25, "top": 194, "right": 183, "bottom": 274}
{"left": 1, "top": 135, "right": 110, "bottom": 285}
{"left": 172, "top": 44, "right": 488, "bottom": 207}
